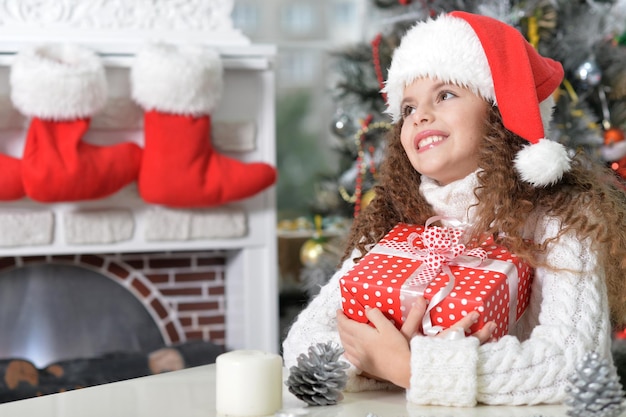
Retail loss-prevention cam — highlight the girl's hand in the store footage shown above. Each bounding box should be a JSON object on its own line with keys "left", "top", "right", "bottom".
{"left": 436, "top": 306, "right": 496, "bottom": 344}
{"left": 336, "top": 296, "right": 497, "bottom": 387}
{"left": 337, "top": 307, "right": 412, "bottom": 388}
{"left": 406, "top": 296, "right": 496, "bottom": 344}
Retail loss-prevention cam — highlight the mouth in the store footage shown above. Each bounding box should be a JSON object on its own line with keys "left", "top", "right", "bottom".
{"left": 417, "top": 135, "right": 446, "bottom": 150}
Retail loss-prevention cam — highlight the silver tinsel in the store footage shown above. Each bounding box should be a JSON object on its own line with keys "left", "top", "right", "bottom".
{"left": 565, "top": 351, "right": 626, "bottom": 417}
{"left": 285, "top": 342, "right": 350, "bottom": 406}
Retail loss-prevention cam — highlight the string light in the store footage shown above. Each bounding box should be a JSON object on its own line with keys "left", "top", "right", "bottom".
{"left": 338, "top": 119, "right": 391, "bottom": 218}
{"left": 371, "top": 33, "right": 386, "bottom": 102}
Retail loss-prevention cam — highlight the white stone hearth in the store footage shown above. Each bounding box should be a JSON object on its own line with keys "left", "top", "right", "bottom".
{"left": 0, "top": 184, "right": 248, "bottom": 250}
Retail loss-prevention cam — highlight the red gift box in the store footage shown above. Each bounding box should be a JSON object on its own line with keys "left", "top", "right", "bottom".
{"left": 340, "top": 221, "right": 533, "bottom": 339}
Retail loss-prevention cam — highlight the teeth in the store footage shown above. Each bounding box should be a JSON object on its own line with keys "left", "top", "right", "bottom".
{"left": 418, "top": 135, "right": 445, "bottom": 149}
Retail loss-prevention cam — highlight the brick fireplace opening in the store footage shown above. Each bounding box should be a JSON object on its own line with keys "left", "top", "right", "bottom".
{"left": 0, "top": 250, "right": 227, "bottom": 367}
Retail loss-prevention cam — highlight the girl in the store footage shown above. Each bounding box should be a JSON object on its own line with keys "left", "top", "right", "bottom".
{"left": 282, "top": 11, "right": 626, "bottom": 407}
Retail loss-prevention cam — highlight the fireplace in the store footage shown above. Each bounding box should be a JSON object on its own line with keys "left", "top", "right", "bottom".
{"left": 0, "top": 0, "right": 280, "bottom": 375}
{"left": 0, "top": 251, "right": 227, "bottom": 368}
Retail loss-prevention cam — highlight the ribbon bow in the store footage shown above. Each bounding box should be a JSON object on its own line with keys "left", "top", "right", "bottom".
{"left": 419, "top": 225, "right": 466, "bottom": 271}
{"left": 405, "top": 216, "right": 488, "bottom": 336}
{"left": 406, "top": 218, "right": 487, "bottom": 284}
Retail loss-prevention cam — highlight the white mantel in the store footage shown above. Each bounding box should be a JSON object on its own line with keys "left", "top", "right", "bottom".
{"left": 0, "top": 0, "right": 250, "bottom": 49}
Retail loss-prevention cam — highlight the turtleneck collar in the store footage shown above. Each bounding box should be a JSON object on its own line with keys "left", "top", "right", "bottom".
{"left": 419, "top": 171, "right": 480, "bottom": 226}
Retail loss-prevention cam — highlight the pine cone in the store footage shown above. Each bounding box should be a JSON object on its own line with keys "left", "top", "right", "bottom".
{"left": 285, "top": 342, "right": 350, "bottom": 406}
{"left": 565, "top": 351, "right": 626, "bottom": 417}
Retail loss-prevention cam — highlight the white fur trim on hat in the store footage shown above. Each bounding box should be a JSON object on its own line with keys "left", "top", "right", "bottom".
{"left": 10, "top": 44, "right": 107, "bottom": 120}
{"left": 383, "top": 14, "right": 495, "bottom": 123}
{"left": 131, "top": 43, "right": 223, "bottom": 116}
{"left": 514, "top": 139, "right": 571, "bottom": 187}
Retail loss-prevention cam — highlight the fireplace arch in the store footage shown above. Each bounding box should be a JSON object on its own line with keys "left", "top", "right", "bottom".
{"left": 0, "top": 263, "right": 166, "bottom": 367}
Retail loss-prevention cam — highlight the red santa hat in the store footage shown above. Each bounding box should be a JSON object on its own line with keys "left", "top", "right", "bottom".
{"left": 383, "top": 11, "right": 570, "bottom": 187}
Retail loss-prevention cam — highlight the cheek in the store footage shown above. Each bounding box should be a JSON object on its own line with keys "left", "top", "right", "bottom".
{"left": 399, "top": 126, "right": 412, "bottom": 152}
{"left": 463, "top": 116, "right": 488, "bottom": 152}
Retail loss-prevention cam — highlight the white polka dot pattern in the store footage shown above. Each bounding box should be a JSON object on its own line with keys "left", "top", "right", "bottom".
{"left": 339, "top": 223, "right": 534, "bottom": 340}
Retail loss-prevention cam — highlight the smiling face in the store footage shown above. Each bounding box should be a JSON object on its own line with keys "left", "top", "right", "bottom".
{"left": 400, "top": 77, "right": 490, "bottom": 185}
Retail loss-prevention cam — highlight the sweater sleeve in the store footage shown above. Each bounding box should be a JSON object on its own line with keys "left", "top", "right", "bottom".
{"left": 281, "top": 249, "right": 395, "bottom": 393}
{"left": 406, "top": 216, "right": 612, "bottom": 406}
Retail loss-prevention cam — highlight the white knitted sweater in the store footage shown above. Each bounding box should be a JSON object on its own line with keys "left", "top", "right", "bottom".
{"left": 282, "top": 172, "right": 612, "bottom": 406}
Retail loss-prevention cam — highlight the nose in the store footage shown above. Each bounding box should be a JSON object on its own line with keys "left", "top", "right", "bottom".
{"left": 411, "top": 103, "right": 433, "bottom": 125}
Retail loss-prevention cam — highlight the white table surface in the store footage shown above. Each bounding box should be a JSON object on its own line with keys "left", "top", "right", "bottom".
{"left": 0, "top": 364, "right": 570, "bottom": 417}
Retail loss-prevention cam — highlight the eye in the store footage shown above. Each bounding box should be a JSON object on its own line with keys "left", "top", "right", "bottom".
{"left": 438, "top": 90, "right": 457, "bottom": 101}
{"left": 401, "top": 104, "right": 416, "bottom": 119}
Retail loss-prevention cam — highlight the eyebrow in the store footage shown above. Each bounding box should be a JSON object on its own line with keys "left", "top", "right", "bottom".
{"left": 400, "top": 80, "right": 453, "bottom": 107}
{"left": 431, "top": 80, "right": 450, "bottom": 90}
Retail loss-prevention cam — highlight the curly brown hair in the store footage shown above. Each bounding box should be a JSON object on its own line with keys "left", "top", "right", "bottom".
{"left": 342, "top": 105, "right": 626, "bottom": 325}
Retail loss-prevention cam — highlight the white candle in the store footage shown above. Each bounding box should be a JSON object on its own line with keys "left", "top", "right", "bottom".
{"left": 216, "top": 350, "right": 283, "bottom": 416}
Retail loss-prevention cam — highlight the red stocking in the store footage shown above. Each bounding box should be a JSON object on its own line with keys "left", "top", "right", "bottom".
{"left": 11, "top": 44, "right": 142, "bottom": 202}
{"left": 131, "top": 43, "right": 277, "bottom": 208}
{"left": 139, "top": 111, "right": 276, "bottom": 207}
{"left": 0, "top": 154, "right": 24, "bottom": 200}
{"left": 20, "top": 118, "right": 141, "bottom": 202}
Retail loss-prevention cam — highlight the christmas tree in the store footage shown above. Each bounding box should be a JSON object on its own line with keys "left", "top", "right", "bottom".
{"left": 319, "top": 0, "right": 626, "bottom": 217}
{"left": 300, "top": 0, "right": 626, "bottom": 293}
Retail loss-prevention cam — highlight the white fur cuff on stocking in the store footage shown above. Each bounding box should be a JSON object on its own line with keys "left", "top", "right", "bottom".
{"left": 10, "top": 44, "right": 107, "bottom": 120}
{"left": 131, "top": 43, "right": 223, "bottom": 116}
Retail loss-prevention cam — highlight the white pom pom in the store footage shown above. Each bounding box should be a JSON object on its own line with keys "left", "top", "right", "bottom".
{"left": 514, "top": 139, "right": 571, "bottom": 187}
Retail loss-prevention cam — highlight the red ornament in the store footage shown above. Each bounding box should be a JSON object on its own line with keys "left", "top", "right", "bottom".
{"left": 611, "top": 158, "right": 626, "bottom": 180}
{"left": 602, "top": 127, "right": 626, "bottom": 182}
{"left": 616, "top": 327, "right": 626, "bottom": 340}
{"left": 604, "top": 127, "right": 625, "bottom": 146}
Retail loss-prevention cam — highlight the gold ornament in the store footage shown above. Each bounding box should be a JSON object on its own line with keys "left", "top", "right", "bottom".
{"left": 299, "top": 215, "right": 327, "bottom": 267}
{"left": 360, "top": 189, "right": 376, "bottom": 210}
{"left": 527, "top": 16, "right": 539, "bottom": 49}
{"left": 300, "top": 239, "right": 326, "bottom": 267}
{"left": 522, "top": 1, "right": 557, "bottom": 48}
